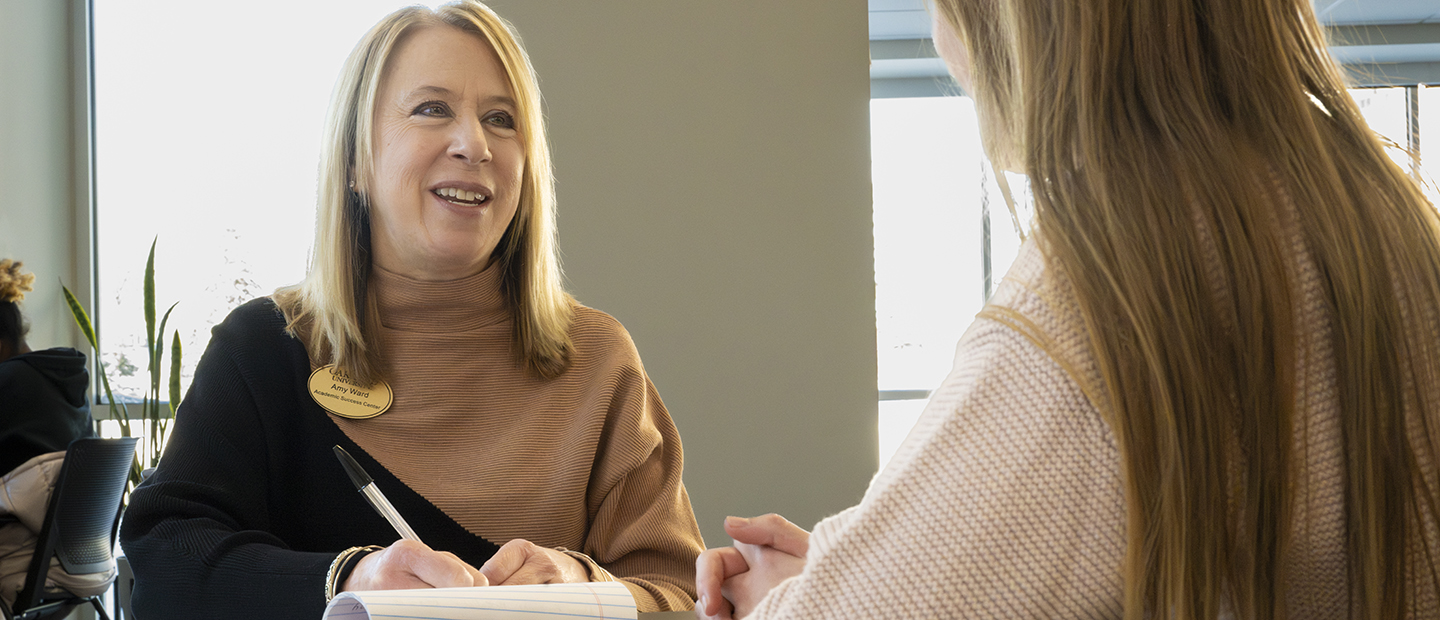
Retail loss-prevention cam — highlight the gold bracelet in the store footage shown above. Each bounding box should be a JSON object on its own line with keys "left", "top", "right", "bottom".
{"left": 325, "top": 546, "right": 380, "bottom": 603}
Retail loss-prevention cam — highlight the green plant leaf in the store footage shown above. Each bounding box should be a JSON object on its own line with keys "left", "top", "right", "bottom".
{"left": 61, "top": 284, "right": 99, "bottom": 351}
{"left": 169, "top": 331, "right": 182, "bottom": 416}
{"left": 63, "top": 282, "right": 130, "bottom": 434}
{"left": 144, "top": 237, "right": 157, "bottom": 373}
{"left": 150, "top": 406, "right": 160, "bottom": 469}
{"left": 154, "top": 302, "right": 177, "bottom": 414}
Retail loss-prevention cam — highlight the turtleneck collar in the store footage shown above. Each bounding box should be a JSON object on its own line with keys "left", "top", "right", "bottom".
{"left": 372, "top": 261, "right": 509, "bottom": 333}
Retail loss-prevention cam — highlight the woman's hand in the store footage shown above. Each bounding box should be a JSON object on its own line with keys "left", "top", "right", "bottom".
{"left": 695, "top": 514, "right": 810, "bottom": 620}
{"left": 479, "top": 539, "right": 590, "bottom": 586}
{"left": 342, "top": 539, "right": 487, "bottom": 592}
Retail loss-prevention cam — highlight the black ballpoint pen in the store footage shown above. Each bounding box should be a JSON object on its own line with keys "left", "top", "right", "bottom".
{"left": 333, "top": 445, "right": 422, "bottom": 542}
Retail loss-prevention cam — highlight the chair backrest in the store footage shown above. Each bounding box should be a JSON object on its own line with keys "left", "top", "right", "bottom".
{"left": 14, "top": 437, "right": 137, "bottom": 613}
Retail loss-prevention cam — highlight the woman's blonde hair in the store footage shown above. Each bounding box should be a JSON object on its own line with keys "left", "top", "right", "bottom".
{"left": 0, "top": 259, "right": 36, "bottom": 350}
{"left": 274, "top": 0, "right": 573, "bottom": 384}
{"left": 935, "top": 0, "right": 1440, "bottom": 616}
{"left": 0, "top": 259, "right": 35, "bottom": 305}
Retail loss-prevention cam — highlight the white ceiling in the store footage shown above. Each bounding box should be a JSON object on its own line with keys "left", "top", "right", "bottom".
{"left": 869, "top": 0, "right": 1440, "bottom": 40}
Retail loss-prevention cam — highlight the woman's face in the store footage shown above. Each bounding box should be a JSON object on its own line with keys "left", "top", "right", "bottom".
{"left": 367, "top": 25, "right": 524, "bottom": 281}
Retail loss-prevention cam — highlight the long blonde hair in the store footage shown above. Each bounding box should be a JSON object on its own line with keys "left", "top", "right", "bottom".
{"left": 936, "top": 0, "right": 1440, "bottom": 616}
{"left": 274, "top": 0, "right": 573, "bottom": 384}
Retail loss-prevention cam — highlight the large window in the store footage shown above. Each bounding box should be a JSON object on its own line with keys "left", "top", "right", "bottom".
{"left": 93, "top": 1, "right": 420, "bottom": 405}
{"left": 871, "top": 85, "right": 1436, "bottom": 471}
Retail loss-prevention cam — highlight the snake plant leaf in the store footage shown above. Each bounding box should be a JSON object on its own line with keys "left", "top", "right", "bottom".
{"left": 145, "top": 302, "right": 176, "bottom": 424}
{"left": 154, "top": 302, "right": 177, "bottom": 398}
{"left": 62, "top": 282, "right": 131, "bottom": 430}
{"left": 61, "top": 283, "right": 99, "bottom": 351}
{"left": 169, "top": 331, "right": 182, "bottom": 416}
{"left": 144, "top": 237, "right": 157, "bottom": 371}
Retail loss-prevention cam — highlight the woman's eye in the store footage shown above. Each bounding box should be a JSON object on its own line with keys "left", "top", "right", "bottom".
{"left": 485, "top": 111, "right": 516, "bottom": 129}
{"left": 414, "top": 102, "right": 449, "bottom": 117}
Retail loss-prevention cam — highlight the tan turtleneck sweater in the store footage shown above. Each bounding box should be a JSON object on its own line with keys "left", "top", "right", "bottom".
{"left": 326, "top": 261, "right": 704, "bottom": 611}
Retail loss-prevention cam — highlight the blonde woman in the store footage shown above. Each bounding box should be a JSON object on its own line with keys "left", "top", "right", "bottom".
{"left": 119, "top": 3, "right": 703, "bottom": 618}
{"left": 697, "top": 0, "right": 1440, "bottom": 618}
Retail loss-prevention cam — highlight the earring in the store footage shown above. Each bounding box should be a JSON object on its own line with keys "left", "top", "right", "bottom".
{"left": 348, "top": 180, "right": 356, "bottom": 190}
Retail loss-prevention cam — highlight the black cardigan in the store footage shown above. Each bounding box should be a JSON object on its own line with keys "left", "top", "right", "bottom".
{"left": 119, "top": 299, "right": 502, "bottom": 620}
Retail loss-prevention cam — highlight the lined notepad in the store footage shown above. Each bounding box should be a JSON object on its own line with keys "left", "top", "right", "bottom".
{"left": 322, "top": 581, "right": 638, "bottom": 620}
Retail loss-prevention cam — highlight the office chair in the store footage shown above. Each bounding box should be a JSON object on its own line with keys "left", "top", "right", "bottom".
{"left": 3, "top": 437, "right": 138, "bottom": 620}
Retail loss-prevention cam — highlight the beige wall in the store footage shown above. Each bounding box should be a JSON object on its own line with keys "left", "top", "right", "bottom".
{"left": 0, "top": 0, "right": 86, "bottom": 352}
{"left": 0, "top": 0, "right": 877, "bottom": 548}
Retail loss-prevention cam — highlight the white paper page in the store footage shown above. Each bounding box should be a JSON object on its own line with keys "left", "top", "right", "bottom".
{"left": 322, "top": 581, "right": 638, "bottom": 620}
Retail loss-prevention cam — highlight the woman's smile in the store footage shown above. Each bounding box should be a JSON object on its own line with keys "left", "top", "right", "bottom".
{"left": 431, "top": 184, "right": 492, "bottom": 207}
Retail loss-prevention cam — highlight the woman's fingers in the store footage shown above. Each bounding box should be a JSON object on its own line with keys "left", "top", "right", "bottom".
{"left": 479, "top": 539, "right": 530, "bottom": 585}
{"left": 700, "top": 515, "right": 810, "bottom": 620}
{"left": 695, "top": 546, "right": 749, "bottom": 616}
{"left": 342, "top": 540, "right": 484, "bottom": 592}
{"left": 404, "top": 541, "right": 483, "bottom": 588}
{"left": 696, "top": 516, "right": 810, "bottom": 620}
{"left": 479, "top": 539, "right": 588, "bottom": 586}
{"left": 720, "top": 543, "right": 807, "bottom": 619}
{"left": 694, "top": 591, "right": 736, "bottom": 620}
{"left": 438, "top": 550, "right": 489, "bottom": 587}
{"left": 723, "top": 514, "right": 810, "bottom": 558}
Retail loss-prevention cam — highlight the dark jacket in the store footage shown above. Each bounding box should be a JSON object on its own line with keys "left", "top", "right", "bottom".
{"left": 0, "top": 348, "right": 95, "bottom": 474}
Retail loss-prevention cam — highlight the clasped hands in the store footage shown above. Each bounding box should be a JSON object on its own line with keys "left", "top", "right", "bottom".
{"left": 342, "top": 538, "right": 588, "bottom": 592}
{"left": 695, "top": 514, "right": 810, "bottom": 620}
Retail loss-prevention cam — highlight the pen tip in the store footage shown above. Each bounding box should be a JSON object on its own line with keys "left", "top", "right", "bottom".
{"left": 333, "top": 445, "right": 373, "bottom": 489}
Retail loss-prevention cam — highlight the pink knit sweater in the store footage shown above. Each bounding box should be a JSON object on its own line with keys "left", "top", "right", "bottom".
{"left": 749, "top": 220, "right": 1439, "bottom": 617}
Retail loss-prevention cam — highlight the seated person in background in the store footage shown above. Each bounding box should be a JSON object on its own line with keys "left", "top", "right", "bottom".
{"left": 696, "top": 0, "right": 1440, "bottom": 617}
{"left": 0, "top": 259, "right": 102, "bottom": 611}
{"left": 0, "top": 259, "right": 94, "bottom": 476}
{"left": 118, "top": 3, "right": 704, "bottom": 619}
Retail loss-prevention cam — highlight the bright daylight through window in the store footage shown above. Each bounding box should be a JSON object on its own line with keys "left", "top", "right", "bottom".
{"left": 870, "top": 96, "right": 999, "bottom": 469}
{"left": 92, "top": 0, "right": 426, "bottom": 411}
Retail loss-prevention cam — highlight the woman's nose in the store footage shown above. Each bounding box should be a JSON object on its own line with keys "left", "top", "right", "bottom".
{"left": 447, "top": 117, "right": 492, "bottom": 164}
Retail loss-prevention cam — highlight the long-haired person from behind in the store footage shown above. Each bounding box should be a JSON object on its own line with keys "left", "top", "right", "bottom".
{"left": 696, "top": 0, "right": 1440, "bottom": 617}
{"left": 119, "top": 3, "right": 704, "bottom": 619}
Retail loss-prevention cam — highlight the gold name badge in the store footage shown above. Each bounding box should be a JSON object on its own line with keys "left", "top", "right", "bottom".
{"left": 307, "top": 365, "right": 393, "bottom": 419}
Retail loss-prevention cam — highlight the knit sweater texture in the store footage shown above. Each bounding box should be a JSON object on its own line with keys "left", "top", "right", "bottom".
{"left": 120, "top": 261, "right": 703, "bottom": 619}
{"left": 749, "top": 219, "right": 1439, "bottom": 617}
